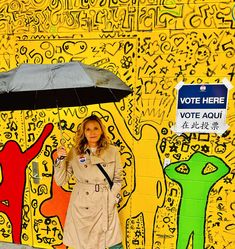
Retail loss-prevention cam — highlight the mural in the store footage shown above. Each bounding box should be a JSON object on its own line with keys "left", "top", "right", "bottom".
{"left": 164, "top": 152, "right": 230, "bottom": 248}
{"left": 0, "top": 0, "right": 235, "bottom": 249}
{"left": 0, "top": 123, "right": 53, "bottom": 244}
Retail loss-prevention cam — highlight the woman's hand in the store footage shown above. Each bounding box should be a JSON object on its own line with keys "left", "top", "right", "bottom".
{"left": 57, "top": 146, "right": 67, "bottom": 159}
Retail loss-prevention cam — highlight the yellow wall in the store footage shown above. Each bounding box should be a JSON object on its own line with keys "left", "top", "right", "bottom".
{"left": 0, "top": 1, "right": 235, "bottom": 248}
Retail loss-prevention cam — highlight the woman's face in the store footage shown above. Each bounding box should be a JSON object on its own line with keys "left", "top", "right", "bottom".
{"left": 84, "top": 120, "right": 103, "bottom": 147}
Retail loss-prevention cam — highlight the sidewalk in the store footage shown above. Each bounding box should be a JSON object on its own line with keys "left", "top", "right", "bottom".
{"left": 0, "top": 243, "right": 39, "bottom": 249}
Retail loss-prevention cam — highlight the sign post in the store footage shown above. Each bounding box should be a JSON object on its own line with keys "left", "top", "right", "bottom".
{"left": 171, "top": 78, "right": 233, "bottom": 135}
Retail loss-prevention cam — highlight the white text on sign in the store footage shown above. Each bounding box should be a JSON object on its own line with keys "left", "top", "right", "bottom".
{"left": 180, "top": 97, "right": 225, "bottom": 104}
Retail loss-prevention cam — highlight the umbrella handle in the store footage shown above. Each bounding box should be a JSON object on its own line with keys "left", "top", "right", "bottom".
{"left": 57, "top": 104, "right": 66, "bottom": 146}
{"left": 60, "top": 137, "right": 66, "bottom": 146}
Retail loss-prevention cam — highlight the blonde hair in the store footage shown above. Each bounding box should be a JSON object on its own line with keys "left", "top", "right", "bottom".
{"left": 74, "top": 115, "right": 110, "bottom": 155}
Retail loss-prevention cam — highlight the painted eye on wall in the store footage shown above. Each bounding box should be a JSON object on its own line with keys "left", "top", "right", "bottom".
{"left": 202, "top": 163, "right": 217, "bottom": 174}
{"left": 176, "top": 163, "right": 189, "bottom": 174}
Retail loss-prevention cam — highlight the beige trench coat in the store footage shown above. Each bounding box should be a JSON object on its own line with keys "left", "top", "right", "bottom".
{"left": 53, "top": 145, "right": 123, "bottom": 249}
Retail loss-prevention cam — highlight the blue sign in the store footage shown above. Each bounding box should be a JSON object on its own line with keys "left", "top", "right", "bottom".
{"left": 178, "top": 84, "right": 227, "bottom": 109}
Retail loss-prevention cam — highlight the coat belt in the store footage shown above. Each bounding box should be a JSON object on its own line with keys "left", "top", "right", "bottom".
{"left": 76, "top": 181, "right": 109, "bottom": 191}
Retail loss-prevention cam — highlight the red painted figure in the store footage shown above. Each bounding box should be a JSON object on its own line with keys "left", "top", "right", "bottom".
{"left": 0, "top": 123, "right": 53, "bottom": 243}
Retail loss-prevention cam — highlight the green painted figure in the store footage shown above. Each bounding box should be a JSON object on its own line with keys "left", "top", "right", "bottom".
{"left": 164, "top": 152, "right": 230, "bottom": 249}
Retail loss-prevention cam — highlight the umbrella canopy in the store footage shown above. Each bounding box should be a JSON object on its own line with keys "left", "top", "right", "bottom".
{"left": 0, "top": 62, "right": 132, "bottom": 111}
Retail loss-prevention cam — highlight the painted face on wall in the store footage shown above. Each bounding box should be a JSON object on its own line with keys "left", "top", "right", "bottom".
{"left": 84, "top": 120, "right": 103, "bottom": 147}
{"left": 195, "top": 45, "right": 211, "bottom": 63}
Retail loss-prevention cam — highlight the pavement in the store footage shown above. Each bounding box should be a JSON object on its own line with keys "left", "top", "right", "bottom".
{"left": 0, "top": 243, "right": 37, "bottom": 249}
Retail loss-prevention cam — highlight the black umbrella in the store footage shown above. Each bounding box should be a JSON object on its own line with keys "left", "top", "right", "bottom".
{"left": 0, "top": 62, "right": 132, "bottom": 144}
{"left": 0, "top": 62, "right": 132, "bottom": 111}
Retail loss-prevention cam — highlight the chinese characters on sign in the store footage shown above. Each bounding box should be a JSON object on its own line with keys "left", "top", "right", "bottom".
{"left": 171, "top": 78, "right": 233, "bottom": 135}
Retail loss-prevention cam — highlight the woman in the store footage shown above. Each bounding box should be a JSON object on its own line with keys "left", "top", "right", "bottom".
{"left": 54, "top": 115, "right": 123, "bottom": 249}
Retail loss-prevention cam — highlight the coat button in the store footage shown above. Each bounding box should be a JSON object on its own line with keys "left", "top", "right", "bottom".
{"left": 103, "top": 164, "right": 106, "bottom": 167}
{"left": 84, "top": 165, "right": 87, "bottom": 168}
{"left": 85, "top": 207, "right": 89, "bottom": 210}
{"left": 86, "top": 192, "right": 89, "bottom": 195}
{"left": 85, "top": 180, "right": 89, "bottom": 183}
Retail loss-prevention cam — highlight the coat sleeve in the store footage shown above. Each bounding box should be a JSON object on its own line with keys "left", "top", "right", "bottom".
{"left": 53, "top": 150, "right": 74, "bottom": 186}
{"left": 110, "top": 147, "right": 123, "bottom": 202}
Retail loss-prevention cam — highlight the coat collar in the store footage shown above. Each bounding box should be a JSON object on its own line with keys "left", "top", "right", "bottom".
{"left": 84, "top": 145, "right": 114, "bottom": 164}
{"left": 84, "top": 147, "right": 104, "bottom": 164}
